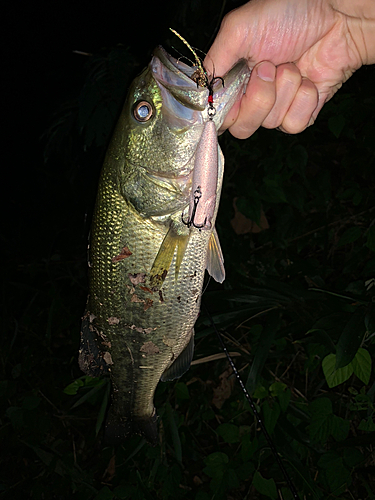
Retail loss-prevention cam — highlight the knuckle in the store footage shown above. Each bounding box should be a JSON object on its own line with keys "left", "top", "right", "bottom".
{"left": 282, "top": 116, "right": 308, "bottom": 134}
{"left": 252, "top": 92, "right": 275, "bottom": 111}
{"left": 300, "top": 79, "right": 319, "bottom": 101}
{"left": 277, "top": 64, "right": 302, "bottom": 86}
{"left": 262, "top": 116, "right": 282, "bottom": 130}
{"left": 221, "top": 11, "right": 246, "bottom": 38}
{"left": 230, "top": 122, "right": 254, "bottom": 140}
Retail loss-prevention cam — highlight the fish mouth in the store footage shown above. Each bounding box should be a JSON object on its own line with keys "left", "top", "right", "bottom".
{"left": 152, "top": 46, "right": 202, "bottom": 92}
{"left": 151, "top": 46, "right": 249, "bottom": 130}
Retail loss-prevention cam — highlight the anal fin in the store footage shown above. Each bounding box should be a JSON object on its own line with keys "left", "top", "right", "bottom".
{"left": 161, "top": 332, "right": 194, "bottom": 382}
{"left": 206, "top": 228, "right": 225, "bottom": 283}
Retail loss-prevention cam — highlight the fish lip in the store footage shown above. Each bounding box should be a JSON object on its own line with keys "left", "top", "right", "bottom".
{"left": 152, "top": 45, "right": 249, "bottom": 97}
{"left": 152, "top": 46, "right": 250, "bottom": 128}
{"left": 152, "top": 46, "right": 199, "bottom": 88}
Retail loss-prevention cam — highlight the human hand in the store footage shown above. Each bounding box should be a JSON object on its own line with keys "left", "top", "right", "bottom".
{"left": 205, "top": 0, "right": 375, "bottom": 138}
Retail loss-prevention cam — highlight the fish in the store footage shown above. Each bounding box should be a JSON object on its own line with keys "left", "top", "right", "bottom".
{"left": 78, "top": 46, "right": 249, "bottom": 445}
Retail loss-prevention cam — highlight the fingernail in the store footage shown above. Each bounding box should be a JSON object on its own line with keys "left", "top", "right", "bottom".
{"left": 256, "top": 62, "right": 275, "bottom": 82}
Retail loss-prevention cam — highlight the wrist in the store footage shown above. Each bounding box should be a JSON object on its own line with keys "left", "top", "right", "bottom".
{"left": 331, "top": 0, "right": 375, "bottom": 64}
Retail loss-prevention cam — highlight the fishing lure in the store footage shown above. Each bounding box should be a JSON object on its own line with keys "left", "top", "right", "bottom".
{"left": 170, "top": 29, "right": 224, "bottom": 230}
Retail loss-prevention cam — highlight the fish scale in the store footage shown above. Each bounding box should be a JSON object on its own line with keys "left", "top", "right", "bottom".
{"left": 79, "top": 46, "right": 249, "bottom": 444}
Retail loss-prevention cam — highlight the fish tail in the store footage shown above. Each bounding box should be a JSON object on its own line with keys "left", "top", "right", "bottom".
{"left": 104, "top": 407, "right": 158, "bottom": 446}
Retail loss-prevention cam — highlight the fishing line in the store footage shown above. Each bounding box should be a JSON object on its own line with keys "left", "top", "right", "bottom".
{"left": 202, "top": 302, "right": 301, "bottom": 500}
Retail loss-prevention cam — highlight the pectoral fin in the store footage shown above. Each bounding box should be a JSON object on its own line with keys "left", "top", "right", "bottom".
{"left": 161, "top": 332, "right": 194, "bottom": 382}
{"left": 206, "top": 228, "right": 225, "bottom": 283}
{"left": 149, "top": 226, "right": 189, "bottom": 289}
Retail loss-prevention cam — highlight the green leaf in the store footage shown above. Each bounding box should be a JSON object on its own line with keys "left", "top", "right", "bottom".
{"left": 203, "top": 452, "right": 228, "bottom": 481}
{"left": 336, "top": 310, "right": 366, "bottom": 368}
{"left": 252, "top": 385, "right": 268, "bottom": 399}
{"left": 318, "top": 450, "right": 340, "bottom": 469}
{"left": 318, "top": 451, "right": 351, "bottom": 495}
{"left": 331, "top": 415, "right": 350, "bottom": 441}
{"left": 351, "top": 348, "right": 372, "bottom": 384}
{"left": 263, "top": 400, "right": 280, "bottom": 435}
{"left": 343, "top": 448, "right": 364, "bottom": 468}
{"left": 252, "top": 471, "right": 277, "bottom": 499}
{"left": 221, "top": 468, "right": 239, "bottom": 491}
{"left": 358, "top": 416, "right": 375, "bottom": 432}
{"left": 237, "top": 461, "right": 255, "bottom": 481}
{"left": 308, "top": 398, "right": 333, "bottom": 443}
{"left": 306, "top": 328, "right": 336, "bottom": 353}
{"left": 269, "top": 381, "right": 287, "bottom": 396}
{"left": 337, "top": 226, "right": 362, "bottom": 247}
{"left": 270, "top": 382, "right": 291, "bottom": 412}
{"left": 216, "top": 423, "right": 240, "bottom": 444}
{"left": 277, "top": 388, "right": 291, "bottom": 413}
{"left": 322, "top": 353, "right": 354, "bottom": 388}
{"left": 204, "top": 452, "right": 229, "bottom": 467}
{"left": 241, "top": 435, "right": 258, "bottom": 462}
{"left": 63, "top": 378, "right": 85, "bottom": 395}
{"left": 64, "top": 376, "right": 103, "bottom": 396}
{"left": 326, "top": 459, "right": 351, "bottom": 494}
{"left": 71, "top": 379, "right": 106, "bottom": 408}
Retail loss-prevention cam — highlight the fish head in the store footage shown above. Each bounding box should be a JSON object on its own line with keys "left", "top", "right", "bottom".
{"left": 119, "top": 47, "right": 249, "bottom": 217}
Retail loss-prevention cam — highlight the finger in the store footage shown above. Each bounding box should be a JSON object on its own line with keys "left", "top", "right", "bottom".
{"left": 280, "top": 77, "right": 319, "bottom": 134}
{"left": 204, "top": 11, "right": 247, "bottom": 77}
{"left": 223, "top": 61, "right": 277, "bottom": 139}
{"left": 262, "top": 63, "right": 302, "bottom": 129}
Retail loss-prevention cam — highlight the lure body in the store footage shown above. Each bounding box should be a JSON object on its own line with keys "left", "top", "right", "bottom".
{"left": 188, "top": 119, "right": 218, "bottom": 229}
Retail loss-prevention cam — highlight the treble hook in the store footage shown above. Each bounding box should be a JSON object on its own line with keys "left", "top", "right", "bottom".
{"left": 182, "top": 186, "right": 206, "bottom": 229}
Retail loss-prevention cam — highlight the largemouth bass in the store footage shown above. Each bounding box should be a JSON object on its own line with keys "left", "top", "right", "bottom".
{"left": 79, "top": 46, "right": 248, "bottom": 444}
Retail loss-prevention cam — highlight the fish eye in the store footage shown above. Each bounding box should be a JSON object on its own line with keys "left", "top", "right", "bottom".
{"left": 133, "top": 100, "right": 153, "bottom": 122}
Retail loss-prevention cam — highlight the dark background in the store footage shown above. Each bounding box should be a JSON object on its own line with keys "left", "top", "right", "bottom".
{"left": 2, "top": 1, "right": 375, "bottom": 499}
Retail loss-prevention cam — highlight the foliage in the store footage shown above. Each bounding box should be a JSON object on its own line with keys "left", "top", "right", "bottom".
{"left": 2, "top": 1, "right": 375, "bottom": 498}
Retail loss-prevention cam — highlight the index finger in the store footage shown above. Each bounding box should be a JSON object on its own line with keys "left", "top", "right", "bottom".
{"left": 204, "top": 15, "right": 247, "bottom": 76}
